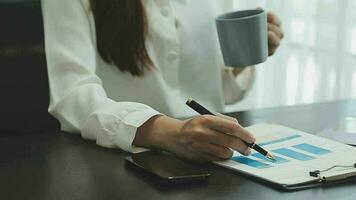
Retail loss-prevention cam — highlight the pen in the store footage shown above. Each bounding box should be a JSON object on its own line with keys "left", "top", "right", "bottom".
{"left": 186, "top": 98, "right": 276, "bottom": 161}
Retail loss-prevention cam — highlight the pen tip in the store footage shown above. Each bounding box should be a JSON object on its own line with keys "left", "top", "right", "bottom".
{"left": 266, "top": 153, "right": 276, "bottom": 162}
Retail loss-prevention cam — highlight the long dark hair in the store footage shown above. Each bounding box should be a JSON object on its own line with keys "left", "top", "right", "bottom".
{"left": 90, "top": 0, "right": 152, "bottom": 76}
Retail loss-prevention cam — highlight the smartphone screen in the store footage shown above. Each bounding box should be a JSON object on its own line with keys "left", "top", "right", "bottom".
{"left": 125, "top": 151, "right": 210, "bottom": 183}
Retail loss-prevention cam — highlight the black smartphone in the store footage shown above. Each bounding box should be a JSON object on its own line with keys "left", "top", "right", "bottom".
{"left": 125, "top": 151, "right": 210, "bottom": 184}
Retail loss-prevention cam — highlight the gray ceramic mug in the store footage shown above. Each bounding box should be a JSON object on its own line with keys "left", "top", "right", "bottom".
{"left": 216, "top": 9, "right": 268, "bottom": 68}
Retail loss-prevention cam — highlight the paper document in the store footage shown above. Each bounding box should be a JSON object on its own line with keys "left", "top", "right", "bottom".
{"left": 215, "top": 124, "right": 356, "bottom": 186}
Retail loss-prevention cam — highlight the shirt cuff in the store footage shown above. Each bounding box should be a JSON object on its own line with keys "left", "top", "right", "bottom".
{"left": 222, "top": 66, "right": 255, "bottom": 104}
{"left": 81, "top": 102, "right": 161, "bottom": 152}
{"left": 115, "top": 108, "right": 161, "bottom": 152}
{"left": 236, "top": 66, "right": 255, "bottom": 91}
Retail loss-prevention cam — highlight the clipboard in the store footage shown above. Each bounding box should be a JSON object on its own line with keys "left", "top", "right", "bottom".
{"left": 279, "top": 167, "right": 356, "bottom": 191}
{"left": 214, "top": 124, "right": 356, "bottom": 191}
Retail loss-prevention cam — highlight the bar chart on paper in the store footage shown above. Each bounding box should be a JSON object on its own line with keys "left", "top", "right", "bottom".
{"left": 214, "top": 124, "right": 356, "bottom": 186}
{"left": 226, "top": 124, "right": 332, "bottom": 167}
{"left": 229, "top": 132, "right": 332, "bottom": 168}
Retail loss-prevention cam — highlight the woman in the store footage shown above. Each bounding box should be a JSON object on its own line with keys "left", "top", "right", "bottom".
{"left": 41, "top": 0, "right": 283, "bottom": 161}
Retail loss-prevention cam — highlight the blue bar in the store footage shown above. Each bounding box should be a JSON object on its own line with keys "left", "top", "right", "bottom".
{"left": 292, "top": 143, "right": 331, "bottom": 155}
{"left": 231, "top": 156, "right": 272, "bottom": 169}
{"left": 272, "top": 148, "right": 315, "bottom": 161}
{"left": 258, "top": 135, "right": 301, "bottom": 146}
{"left": 251, "top": 153, "right": 289, "bottom": 164}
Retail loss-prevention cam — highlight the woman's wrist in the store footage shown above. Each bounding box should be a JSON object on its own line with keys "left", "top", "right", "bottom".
{"left": 133, "top": 115, "right": 184, "bottom": 150}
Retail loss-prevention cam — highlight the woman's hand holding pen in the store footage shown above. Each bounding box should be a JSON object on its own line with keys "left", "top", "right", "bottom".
{"left": 134, "top": 115, "right": 255, "bottom": 161}
{"left": 169, "top": 115, "right": 256, "bottom": 161}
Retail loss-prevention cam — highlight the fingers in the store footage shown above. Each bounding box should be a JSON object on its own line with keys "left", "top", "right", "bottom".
{"left": 267, "top": 11, "right": 281, "bottom": 27}
{"left": 201, "top": 115, "right": 255, "bottom": 144}
{"left": 201, "top": 143, "right": 234, "bottom": 160}
{"left": 266, "top": 11, "right": 283, "bottom": 56}
{"left": 256, "top": 8, "right": 281, "bottom": 27}
{"left": 268, "top": 31, "right": 280, "bottom": 56}
{"left": 177, "top": 115, "right": 256, "bottom": 162}
{"left": 181, "top": 140, "right": 233, "bottom": 161}
{"left": 201, "top": 128, "right": 250, "bottom": 156}
{"left": 268, "top": 23, "right": 284, "bottom": 39}
{"left": 255, "top": 9, "right": 282, "bottom": 56}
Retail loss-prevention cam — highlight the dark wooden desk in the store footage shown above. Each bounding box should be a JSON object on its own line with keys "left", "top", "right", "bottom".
{"left": 1, "top": 100, "right": 356, "bottom": 200}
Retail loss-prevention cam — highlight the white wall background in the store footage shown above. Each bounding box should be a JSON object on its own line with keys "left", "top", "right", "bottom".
{"left": 226, "top": 0, "right": 356, "bottom": 112}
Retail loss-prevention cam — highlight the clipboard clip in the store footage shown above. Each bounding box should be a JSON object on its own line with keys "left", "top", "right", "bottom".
{"left": 309, "top": 163, "right": 356, "bottom": 182}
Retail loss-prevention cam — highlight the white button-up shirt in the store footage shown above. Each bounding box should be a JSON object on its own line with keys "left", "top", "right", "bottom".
{"left": 42, "top": 0, "right": 254, "bottom": 152}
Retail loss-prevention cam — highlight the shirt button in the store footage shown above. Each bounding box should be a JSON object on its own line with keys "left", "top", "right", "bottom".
{"left": 167, "top": 51, "right": 178, "bottom": 61}
{"left": 161, "top": 7, "right": 170, "bottom": 17}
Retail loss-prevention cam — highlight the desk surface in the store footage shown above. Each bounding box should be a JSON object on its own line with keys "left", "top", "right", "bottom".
{"left": 1, "top": 100, "right": 356, "bottom": 200}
